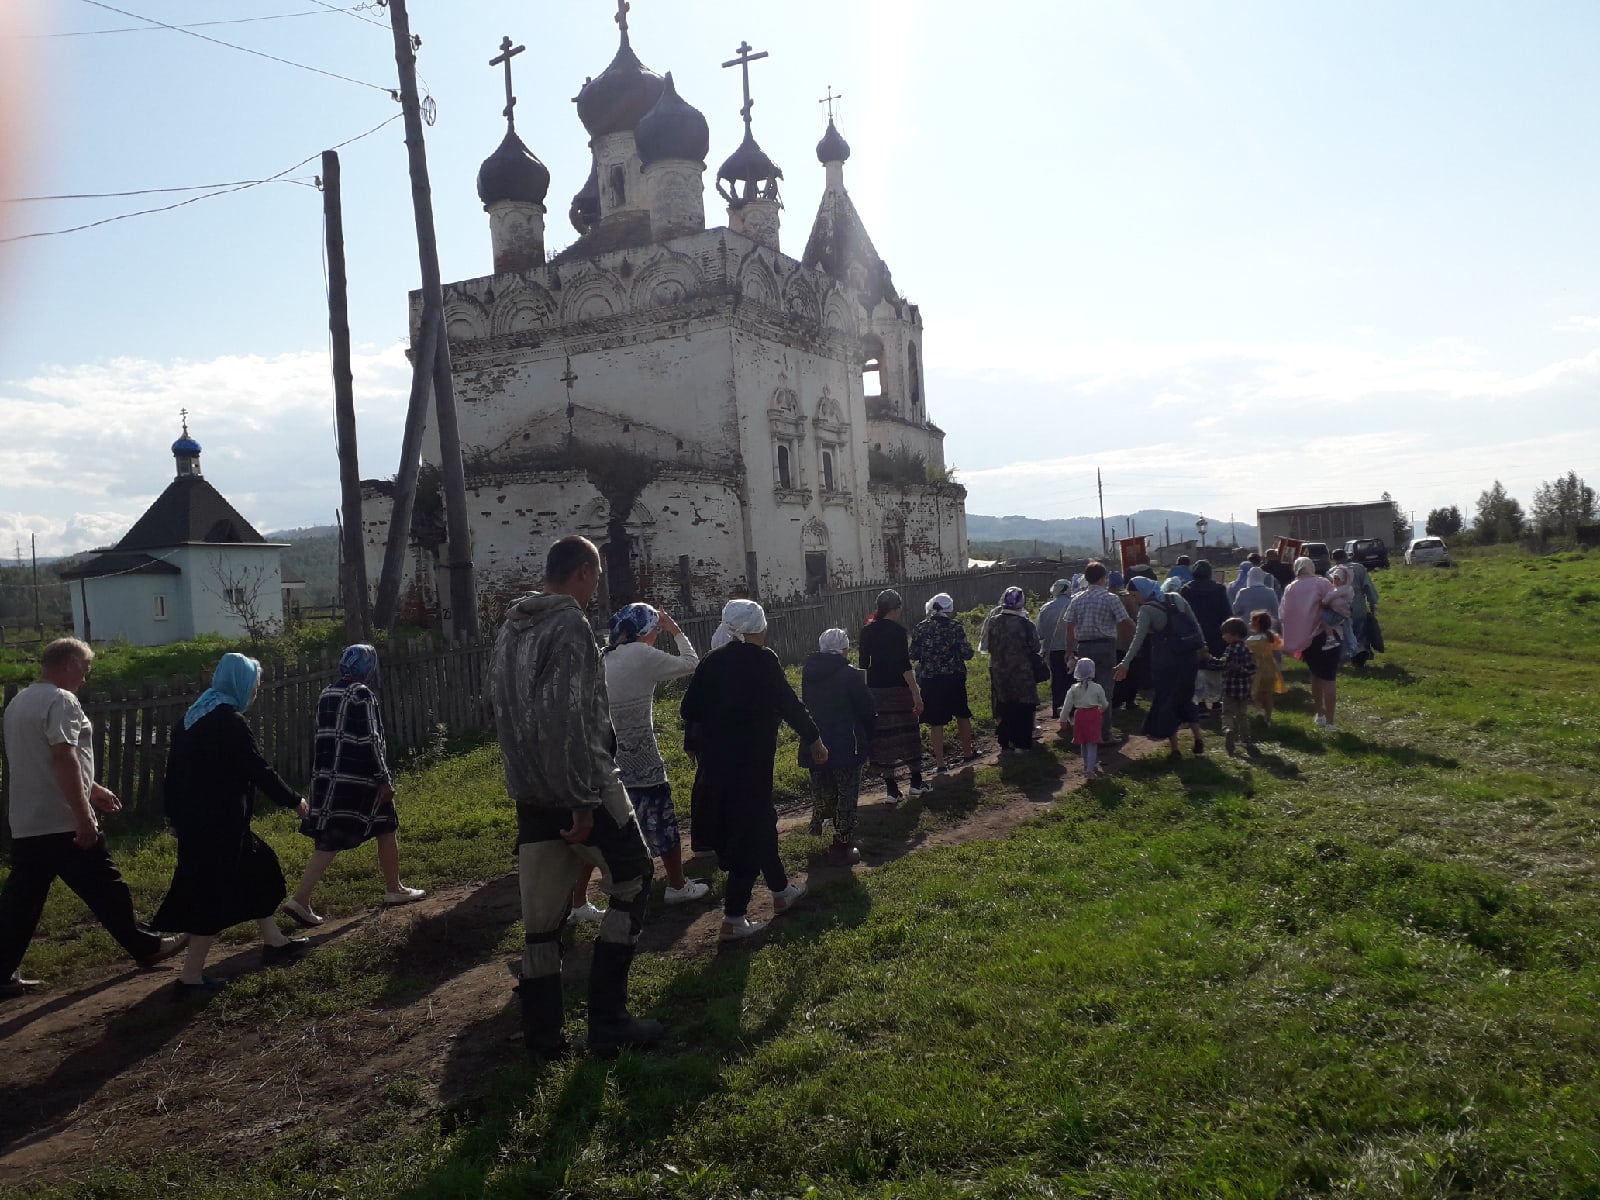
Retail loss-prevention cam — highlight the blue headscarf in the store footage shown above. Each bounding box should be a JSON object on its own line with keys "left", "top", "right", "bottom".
{"left": 184, "top": 653, "right": 261, "bottom": 729}
{"left": 608, "top": 603, "right": 660, "bottom": 640}
{"left": 1108, "top": 571, "right": 1126, "bottom": 590}
{"left": 1129, "top": 576, "right": 1162, "bottom": 601}
{"left": 340, "top": 643, "right": 380, "bottom": 683}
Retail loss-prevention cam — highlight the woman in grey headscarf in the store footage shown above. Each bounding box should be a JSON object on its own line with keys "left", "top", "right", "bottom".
{"left": 984, "top": 586, "right": 1043, "bottom": 753}
{"left": 1231, "top": 566, "right": 1280, "bottom": 629}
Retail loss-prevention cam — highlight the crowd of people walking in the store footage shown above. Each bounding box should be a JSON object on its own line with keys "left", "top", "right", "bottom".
{"left": 1, "top": 534, "right": 1381, "bottom": 1067}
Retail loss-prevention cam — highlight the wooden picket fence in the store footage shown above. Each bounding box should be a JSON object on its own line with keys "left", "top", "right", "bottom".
{"left": 0, "top": 564, "right": 1076, "bottom": 827}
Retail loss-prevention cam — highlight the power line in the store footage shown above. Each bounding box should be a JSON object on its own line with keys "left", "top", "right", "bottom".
{"left": 77, "top": 0, "right": 399, "bottom": 97}
{"left": 0, "top": 113, "right": 402, "bottom": 244}
{"left": 302, "top": 0, "right": 391, "bottom": 32}
{"left": 8, "top": 180, "right": 316, "bottom": 203}
{"left": 21, "top": 11, "right": 336, "bottom": 38}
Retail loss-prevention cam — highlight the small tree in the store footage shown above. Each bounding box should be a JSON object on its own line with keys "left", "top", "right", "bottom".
{"left": 205, "top": 555, "right": 283, "bottom": 646}
{"left": 1425, "top": 505, "right": 1463, "bottom": 537}
{"left": 1530, "top": 471, "right": 1597, "bottom": 538}
{"left": 1473, "top": 480, "right": 1525, "bottom": 544}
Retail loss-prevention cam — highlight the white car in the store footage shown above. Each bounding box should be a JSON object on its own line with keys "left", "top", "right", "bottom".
{"left": 1406, "top": 537, "right": 1451, "bottom": 567}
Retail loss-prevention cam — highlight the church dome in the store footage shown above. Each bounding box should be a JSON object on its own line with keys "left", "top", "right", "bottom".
{"left": 171, "top": 434, "right": 201, "bottom": 457}
{"left": 816, "top": 119, "right": 851, "bottom": 165}
{"left": 476, "top": 128, "right": 551, "bottom": 208}
{"left": 717, "top": 131, "right": 783, "bottom": 194}
{"left": 569, "top": 159, "right": 600, "bottom": 233}
{"left": 635, "top": 73, "right": 709, "bottom": 166}
{"left": 575, "top": 34, "right": 663, "bottom": 138}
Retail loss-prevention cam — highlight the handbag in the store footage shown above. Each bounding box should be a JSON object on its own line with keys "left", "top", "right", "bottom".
{"left": 1030, "top": 649, "right": 1051, "bottom": 683}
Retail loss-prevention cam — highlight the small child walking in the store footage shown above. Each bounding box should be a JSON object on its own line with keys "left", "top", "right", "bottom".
{"left": 1245, "top": 610, "right": 1285, "bottom": 723}
{"left": 1062, "top": 657, "right": 1111, "bottom": 778}
{"left": 1207, "top": 617, "right": 1258, "bottom": 755}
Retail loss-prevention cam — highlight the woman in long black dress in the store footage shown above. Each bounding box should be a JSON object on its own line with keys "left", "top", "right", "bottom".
{"left": 682, "top": 600, "right": 827, "bottom": 942}
{"left": 154, "top": 653, "right": 311, "bottom": 997}
{"left": 1113, "top": 578, "right": 1207, "bottom": 760}
{"left": 857, "top": 590, "right": 926, "bottom": 801}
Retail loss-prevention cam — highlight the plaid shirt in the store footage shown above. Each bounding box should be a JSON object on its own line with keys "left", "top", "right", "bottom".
{"left": 1065, "top": 586, "right": 1130, "bottom": 644}
{"left": 1208, "top": 640, "right": 1257, "bottom": 701}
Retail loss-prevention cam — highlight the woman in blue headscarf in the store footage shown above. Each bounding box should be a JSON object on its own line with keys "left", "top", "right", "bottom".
{"left": 283, "top": 644, "right": 422, "bottom": 929}
{"left": 154, "top": 653, "right": 310, "bottom": 997}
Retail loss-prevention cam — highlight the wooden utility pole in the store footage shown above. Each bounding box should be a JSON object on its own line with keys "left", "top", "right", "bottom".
{"left": 373, "top": 316, "right": 435, "bottom": 630}
{"left": 1097, "top": 468, "right": 1107, "bottom": 557}
{"left": 376, "top": 0, "right": 479, "bottom": 638}
{"left": 322, "top": 150, "right": 372, "bottom": 644}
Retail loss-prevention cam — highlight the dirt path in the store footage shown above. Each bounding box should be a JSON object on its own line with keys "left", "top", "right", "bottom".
{"left": 0, "top": 733, "right": 1164, "bottom": 1186}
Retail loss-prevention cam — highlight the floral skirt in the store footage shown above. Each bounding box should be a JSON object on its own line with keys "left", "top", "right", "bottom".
{"left": 869, "top": 686, "right": 922, "bottom": 767}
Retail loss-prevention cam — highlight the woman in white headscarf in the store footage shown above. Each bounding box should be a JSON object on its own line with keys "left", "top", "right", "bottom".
{"left": 681, "top": 600, "right": 827, "bottom": 940}
{"left": 1230, "top": 566, "right": 1280, "bottom": 629}
{"left": 799, "top": 629, "right": 876, "bottom": 865}
{"left": 909, "top": 593, "right": 975, "bottom": 770}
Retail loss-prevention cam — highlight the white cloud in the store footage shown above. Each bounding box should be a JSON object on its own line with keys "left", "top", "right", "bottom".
{"left": 1556, "top": 315, "right": 1600, "bottom": 332}
{"left": 1, "top": 344, "right": 412, "bottom": 556}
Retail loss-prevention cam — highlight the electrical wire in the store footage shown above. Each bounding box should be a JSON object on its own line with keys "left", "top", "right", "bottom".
{"left": 0, "top": 112, "right": 402, "bottom": 244}
{"left": 8, "top": 180, "right": 315, "bottom": 203}
{"left": 19, "top": 11, "right": 335, "bottom": 38}
{"left": 77, "top": 0, "right": 398, "bottom": 97}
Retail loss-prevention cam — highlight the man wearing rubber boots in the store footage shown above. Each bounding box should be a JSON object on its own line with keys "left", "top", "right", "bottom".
{"left": 492, "top": 535, "right": 662, "bottom": 1060}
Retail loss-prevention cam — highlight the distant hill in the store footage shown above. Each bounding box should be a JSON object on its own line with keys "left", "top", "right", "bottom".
{"left": 267, "top": 526, "right": 340, "bottom": 606}
{"left": 967, "top": 511, "right": 1260, "bottom": 552}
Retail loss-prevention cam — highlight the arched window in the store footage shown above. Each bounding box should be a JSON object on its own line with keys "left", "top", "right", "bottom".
{"left": 907, "top": 341, "right": 922, "bottom": 413}
{"left": 821, "top": 450, "right": 836, "bottom": 492}
{"left": 777, "top": 444, "right": 792, "bottom": 490}
{"left": 609, "top": 165, "right": 626, "bottom": 207}
{"left": 861, "top": 334, "right": 885, "bottom": 402}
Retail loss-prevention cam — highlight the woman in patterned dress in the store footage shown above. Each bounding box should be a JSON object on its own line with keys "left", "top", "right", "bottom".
{"left": 909, "top": 592, "right": 975, "bottom": 771}
{"left": 282, "top": 644, "right": 423, "bottom": 928}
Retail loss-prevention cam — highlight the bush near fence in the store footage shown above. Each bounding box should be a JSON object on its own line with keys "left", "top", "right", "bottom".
{"left": 0, "top": 567, "right": 1076, "bottom": 827}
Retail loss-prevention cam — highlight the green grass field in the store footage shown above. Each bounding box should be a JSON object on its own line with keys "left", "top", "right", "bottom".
{"left": 14, "top": 556, "right": 1600, "bottom": 1198}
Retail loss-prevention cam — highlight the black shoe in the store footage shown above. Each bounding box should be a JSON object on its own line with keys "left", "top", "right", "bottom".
{"left": 172, "top": 977, "right": 227, "bottom": 1002}
{"left": 262, "top": 937, "right": 312, "bottom": 966}
{"left": 515, "top": 974, "right": 572, "bottom": 1063}
{"left": 1192, "top": 738, "right": 1206, "bottom": 756}
{"left": 587, "top": 942, "right": 664, "bottom": 1058}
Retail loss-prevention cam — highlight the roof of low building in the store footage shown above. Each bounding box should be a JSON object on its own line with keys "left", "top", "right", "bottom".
{"left": 1257, "top": 500, "right": 1392, "bottom": 513}
{"left": 59, "top": 551, "right": 183, "bottom": 581}
{"left": 115, "top": 475, "right": 274, "bottom": 551}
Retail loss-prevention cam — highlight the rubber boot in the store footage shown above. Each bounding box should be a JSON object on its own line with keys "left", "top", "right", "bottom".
{"left": 586, "top": 941, "right": 664, "bottom": 1057}
{"left": 515, "top": 974, "right": 571, "bottom": 1063}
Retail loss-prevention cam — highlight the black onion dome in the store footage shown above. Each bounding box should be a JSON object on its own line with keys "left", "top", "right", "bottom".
{"left": 575, "top": 35, "right": 664, "bottom": 138}
{"left": 816, "top": 119, "right": 851, "bottom": 165}
{"left": 570, "top": 159, "right": 600, "bottom": 233}
{"left": 717, "top": 130, "right": 784, "bottom": 188}
{"left": 476, "top": 128, "right": 551, "bottom": 208}
{"left": 636, "top": 72, "right": 709, "bottom": 166}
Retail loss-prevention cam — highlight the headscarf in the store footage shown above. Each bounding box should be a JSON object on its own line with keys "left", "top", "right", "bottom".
{"left": 1293, "top": 556, "right": 1316, "bottom": 577}
{"left": 1107, "top": 570, "right": 1125, "bottom": 590}
{"left": 721, "top": 598, "right": 767, "bottom": 641}
{"left": 1071, "top": 573, "right": 1087, "bottom": 594}
{"left": 1248, "top": 566, "right": 1271, "bottom": 588}
{"left": 1129, "top": 577, "right": 1162, "bottom": 601}
{"left": 339, "top": 643, "right": 380, "bottom": 684}
{"left": 1192, "top": 560, "right": 1213, "bottom": 581}
{"left": 1161, "top": 576, "right": 1183, "bottom": 594}
{"left": 184, "top": 652, "right": 261, "bottom": 730}
{"left": 608, "top": 602, "right": 660, "bottom": 641}
{"left": 1001, "top": 586, "right": 1026, "bottom": 611}
{"left": 819, "top": 628, "right": 850, "bottom": 655}
{"left": 925, "top": 592, "right": 954, "bottom": 616}
{"left": 1073, "top": 656, "right": 1096, "bottom": 682}
{"left": 1049, "top": 578, "right": 1072, "bottom": 597}
{"left": 1328, "top": 565, "right": 1350, "bottom": 586}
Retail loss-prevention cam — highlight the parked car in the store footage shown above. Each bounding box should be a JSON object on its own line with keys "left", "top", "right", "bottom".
{"left": 1405, "top": 537, "right": 1451, "bottom": 567}
{"left": 1343, "top": 538, "right": 1390, "bottom": 570}
{"left": 1302, "top": 542, "right": 1332, "bottom": 575}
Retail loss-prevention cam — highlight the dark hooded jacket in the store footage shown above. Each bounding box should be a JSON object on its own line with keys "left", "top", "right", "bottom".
{"left": 797, "top": 651, "right": 876, "bottom": 771}
{"left": 1180, "top": 572, "right": 1233, "bottom": 656}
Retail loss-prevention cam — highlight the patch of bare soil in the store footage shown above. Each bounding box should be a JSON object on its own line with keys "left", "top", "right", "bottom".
{"left": 0, "top": 733, "right": 1164, "bottom": 1187}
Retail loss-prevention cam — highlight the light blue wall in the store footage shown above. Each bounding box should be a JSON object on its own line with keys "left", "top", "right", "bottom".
{"left": 73, "top": 571, "right": 184, "bottom": 647}
{"left": 75, "top": 546, "right": 283, "bottom": 647}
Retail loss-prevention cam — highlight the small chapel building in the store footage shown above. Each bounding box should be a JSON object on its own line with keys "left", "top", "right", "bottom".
{"left": 62, "top": 424, "right": 288, "bottom": 646}
{"left": 361, "top": 9, "right": 967, "bottom": 616}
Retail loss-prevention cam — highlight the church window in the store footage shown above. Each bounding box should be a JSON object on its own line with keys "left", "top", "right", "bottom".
{"left": 805, "top": 551, "right": 829, "bottom": 596}
{"left": 609, "top": 165, "right": 626, "bottom": 206}
{"left": 152, "top": 594, "right": 168, "bottom": 620}
{"left": 777, "top": 444, "right": 793, "bottom": 490}
{"left": 907, "top": 342, "right": 922, "bottom": 414}
{"left": 224, "top": 586, "right": 246, "bottom": 607}
{"left": 821, "top": 450, "right": 836, "bottom": 493}
{"left": 861, "top": 335, "right": 885, "bottom": 402}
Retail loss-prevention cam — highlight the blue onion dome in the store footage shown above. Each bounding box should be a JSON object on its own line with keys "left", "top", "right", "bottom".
{"left": 575, "top": 32, "right": 664, "bottom": 138}
{"left": 635, "top": 73, "right": 710, "bottom": 166}
{"left": 816, "top": 118, "right": 851, "bottom": 165}
{"left": 570, "top": 159, "right": 600, "bottom": 233}
{"left": 717, "top": 130, "right": 784, "bottom": 193}
{"left": 172, "top": 434, "right": 201, "bottom": 456}
{"left": 476, "top": 128, "right": 551, "bottom": 208}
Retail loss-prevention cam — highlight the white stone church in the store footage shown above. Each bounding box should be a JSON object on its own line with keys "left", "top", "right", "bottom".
{"left": 361, "top": 10, "right": 966, "bottom": 617}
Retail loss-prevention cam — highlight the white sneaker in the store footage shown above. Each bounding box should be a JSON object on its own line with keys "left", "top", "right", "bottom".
{"left": 568, "top": 900, "right": 605, "bottom": 924}
{"left": 384, "top": 885, "right": 426, "bottom": 905}
{"left": 1313, "top": 714, "right": 1327, "bottom": 728}
{"left": 909, "top": 783, "right": 934, "bottom": 797}
{"left": 663, "top": 879, "right": 710, "bottom": 904}
{"left": 280, "top": 897, "right": 325, "bottom": 927}
{"left": 771, "top": 881, "right": 808, "bottom": 914}
{"left": 720, "top": 916, "right": 766, "bottom": 941}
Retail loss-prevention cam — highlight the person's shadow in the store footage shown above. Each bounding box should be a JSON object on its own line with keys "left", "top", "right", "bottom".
{"left": 412, "top": 869, "right": 871, "bottom": 1197}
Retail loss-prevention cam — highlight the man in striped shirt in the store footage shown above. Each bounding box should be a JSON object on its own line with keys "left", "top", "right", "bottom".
{"left": 1065, "top": 562, "right": 1135, "bottom": 746}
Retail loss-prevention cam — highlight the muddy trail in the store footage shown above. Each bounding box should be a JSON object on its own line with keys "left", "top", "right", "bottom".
{"left": 0, "top": 733, "right": 1165, "bottom": 1187}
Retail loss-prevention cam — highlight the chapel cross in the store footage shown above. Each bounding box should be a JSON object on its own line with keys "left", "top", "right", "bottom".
{"left": 179, "top": 407, "right": 189, "bottom": 435}
{"left": 615, "top": 0, "right": 630, "bottom": 39}
{"left": 819, "top": 85, "right": 843, "bottom": 121}
{"left": 489, "top": 35, "right": 525, "bottom": 128}
{"left": 721, "top": 40, "right": 769, "bottom": 130}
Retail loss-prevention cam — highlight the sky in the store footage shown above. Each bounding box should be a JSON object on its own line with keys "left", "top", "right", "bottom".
{"left": 1, "top": 0, "right": 1597, "bottom": 556}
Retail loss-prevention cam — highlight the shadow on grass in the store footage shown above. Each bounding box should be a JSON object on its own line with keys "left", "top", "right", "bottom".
{"left": 1345, "top": 660, "right": 1418, "bottom": 686}
{"left": 416, "top": 872, "right": 872, "bottom": 1197}
{"left": 1335, "top": 732, "right": 1459, "bottom": 770}
{"left": 367, "top": 876, "right": 522, "bottom": 1010}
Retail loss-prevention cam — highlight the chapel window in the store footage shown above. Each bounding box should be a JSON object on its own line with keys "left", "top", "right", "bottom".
{"left": 777, "top": 444, "right": 792, "bottom": 490}
{"left": 821, "top": 450, "right": 836, "bottom": 493}
{"left": 609, "top": 165, "right": 626, "bottom": 206}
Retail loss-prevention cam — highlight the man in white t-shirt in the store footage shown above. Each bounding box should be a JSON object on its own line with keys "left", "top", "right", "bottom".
{"left": 0, "top": 638, "right": 185, "bottom": 996}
